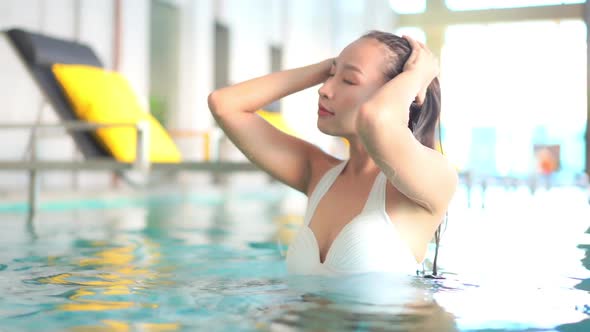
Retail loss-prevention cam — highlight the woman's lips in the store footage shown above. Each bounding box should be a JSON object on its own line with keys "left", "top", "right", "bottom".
{"left": 318, "top": 105, "right": 334, "bottom": 117}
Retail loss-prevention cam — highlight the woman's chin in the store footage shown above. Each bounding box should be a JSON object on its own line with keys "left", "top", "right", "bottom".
{"left": 317, "top": 125, "right": 337, "bottom": 136}
{"left": 319, "top": 125, "right": 352, "bottom": 139}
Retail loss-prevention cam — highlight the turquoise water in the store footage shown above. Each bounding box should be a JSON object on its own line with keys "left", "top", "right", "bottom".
{"left": 0, "top": 186, "right": 588, "bottom": 331}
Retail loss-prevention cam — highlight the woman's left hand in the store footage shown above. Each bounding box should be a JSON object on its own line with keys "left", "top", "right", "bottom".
{"left": 402, "top": 35, "right": 439, "bottom": 106}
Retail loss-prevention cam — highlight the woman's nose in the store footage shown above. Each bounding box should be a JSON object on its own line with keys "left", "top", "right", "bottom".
{"left": 318, "top": 80, "right": 332, "bottom": 99}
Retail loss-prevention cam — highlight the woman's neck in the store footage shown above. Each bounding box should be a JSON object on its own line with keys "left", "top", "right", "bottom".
{"left": 344, "top": 137, "right": 380, "bottom": 176}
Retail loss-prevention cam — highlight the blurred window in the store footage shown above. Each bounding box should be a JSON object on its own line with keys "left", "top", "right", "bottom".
{"left": 394, "top": 27, "right": 427, "bottom": 43}
{"left": 445, "top": 0, "right": 584, "bottom": 11}
{"left": 440, "top": 20, "right": 586, "bottom": 178}
{"left": 389, "top": 0, "right": 426, "bottom": 14}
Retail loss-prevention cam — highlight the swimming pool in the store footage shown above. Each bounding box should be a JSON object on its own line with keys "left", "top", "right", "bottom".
{"left": 0, "top": 185, "right": 588, "bottom": 331}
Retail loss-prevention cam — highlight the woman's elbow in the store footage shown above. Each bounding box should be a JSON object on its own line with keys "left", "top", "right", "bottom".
{"left": 207, "top": 90, "right": 222, "bottom": 115}
{"left": 358, "top": 103, "right": 410, "bottom": 136}
{"left": 356, "top": 103, "right": 383, "bottom": 136}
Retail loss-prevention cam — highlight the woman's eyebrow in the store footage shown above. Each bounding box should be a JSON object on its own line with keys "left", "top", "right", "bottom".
{"left": 332, "top": 60, "right": 364, "bottom": 75}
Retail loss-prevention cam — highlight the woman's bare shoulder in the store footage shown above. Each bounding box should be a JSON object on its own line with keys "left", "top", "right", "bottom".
{"left": 305, "top": 150, "right": 344, "bottom": 197}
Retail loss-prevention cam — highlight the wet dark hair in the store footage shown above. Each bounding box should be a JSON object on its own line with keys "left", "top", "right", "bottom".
{"left": 362, "top": 30, "right": 446, "bottom": 277}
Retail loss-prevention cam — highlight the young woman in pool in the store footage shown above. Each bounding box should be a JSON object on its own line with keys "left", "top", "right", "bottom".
{"left": 208, "top": 31, "right": 458, "bottom": 276}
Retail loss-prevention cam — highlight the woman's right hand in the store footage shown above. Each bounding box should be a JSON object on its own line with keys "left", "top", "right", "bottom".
{"left": 402, "top": 35, "right": 439, "bottom": 105}
{"left": 320, "top": 58, "right": 335, "bottom": 80}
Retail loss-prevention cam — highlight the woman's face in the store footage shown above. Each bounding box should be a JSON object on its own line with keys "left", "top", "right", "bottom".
{"left": 317, "top": 37, "right": 390, "bottom": 137}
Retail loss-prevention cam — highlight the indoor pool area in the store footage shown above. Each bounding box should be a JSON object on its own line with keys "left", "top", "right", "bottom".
{"left": 2, "top": 0, "right": 590, "bottom": 331}
{"left": 0, "top": 183, "right": 588, "bottom": 331}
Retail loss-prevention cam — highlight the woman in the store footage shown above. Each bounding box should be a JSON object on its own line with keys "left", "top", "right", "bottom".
{"left": 208, "top": 31, "right": 458, "bottom": 276}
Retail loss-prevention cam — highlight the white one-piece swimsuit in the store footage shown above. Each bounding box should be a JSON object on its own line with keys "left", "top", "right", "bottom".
{"left": 286, "top": 161, "right": 422, "bottom": 276}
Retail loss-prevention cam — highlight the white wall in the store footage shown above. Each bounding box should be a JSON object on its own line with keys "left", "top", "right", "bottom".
{"left": 0, "top": 0, "right": 81, "bottom": 192}
{"left": 222, "top": 0, "right": 272, "bottom": 84}
{"left": 78, "top": 0, "right": 115, "bottom": 70}
{"left": 0, "top": 0, "right": 42, "bottom": 192}
{"left": 119, "top": 0, "right": 150, "bottom": 101}
{"left": 169, "top": 0, "right": 215, "bottom": 160}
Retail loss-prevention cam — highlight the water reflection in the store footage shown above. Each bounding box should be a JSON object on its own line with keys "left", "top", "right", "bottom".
{"left": 557, "top": 226, "right": 590, "bottom": 332}
{"left": 12, "top": 207, "right": 178, "bottom": 329}
{"left": 70, "top": 320, "right": 180, "bottom": 331}
{"left": 270, "top": 274, "right": 458, "bottom": 332}
{"left": 269, "top": 299, "right": 457, "bottom": 332}
{"left": 30, "top": 236, "right": 167, "bottom": 327}
{"left": 575, "top": 225, "right": 590, "bottom": 292}
{"left": 0, "top": 186, "right": 588, "bottom": 331}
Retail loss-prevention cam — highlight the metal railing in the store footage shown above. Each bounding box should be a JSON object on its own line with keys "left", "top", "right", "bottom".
{"left": 0, "top": 121, "right": 150, "bottom": 216}
{"left": 0, "top": 121, "right": 259, "bottom": 217}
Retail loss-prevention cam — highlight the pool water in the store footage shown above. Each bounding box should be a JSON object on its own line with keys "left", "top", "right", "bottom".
{"left": 0, "top": 186, "right": 588, "bottom": 331}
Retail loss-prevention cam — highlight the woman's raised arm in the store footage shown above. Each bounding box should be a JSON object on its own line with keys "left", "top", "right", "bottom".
{"left": 208, "top": 59, "right": 333, "bottom": 193}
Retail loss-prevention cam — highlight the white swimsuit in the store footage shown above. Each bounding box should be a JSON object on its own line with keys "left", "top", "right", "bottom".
{"left": 286, "top": 161, "right": 421, "bottom": 276}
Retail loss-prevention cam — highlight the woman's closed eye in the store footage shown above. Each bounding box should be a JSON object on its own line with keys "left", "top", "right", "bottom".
{"left": 343, "top": 78, "right": 356, "bottom": 85}
{"left": 327, "top": 71, "right": 357, "bottom": 85}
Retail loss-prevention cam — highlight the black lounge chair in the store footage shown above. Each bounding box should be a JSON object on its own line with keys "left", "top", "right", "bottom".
{"left": 0, "top": 28, "right": 257, "bottom": 215}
